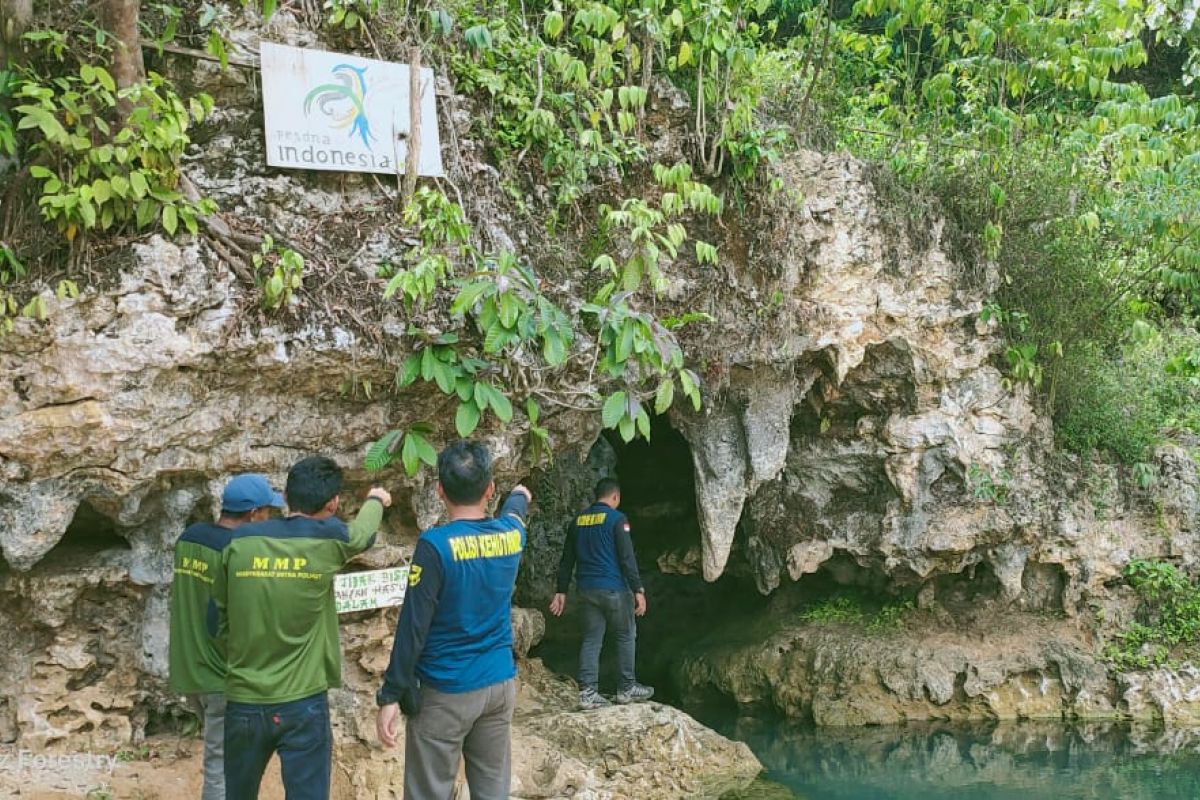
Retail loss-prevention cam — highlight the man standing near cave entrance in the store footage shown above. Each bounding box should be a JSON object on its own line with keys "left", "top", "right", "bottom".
{"left": 215, "top": 456, "right": 391, "bottom": 800}
{"left": 169, "top": 473, "right": 285, "bottom": 800}
{"left": 375, "top": 440, "right": 531, "bottom": 800}
{"left": 549, "top": 477, "right": 653, "bottom": 710}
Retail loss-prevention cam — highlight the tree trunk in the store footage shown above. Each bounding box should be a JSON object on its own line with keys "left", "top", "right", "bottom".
{"left": 0, "top": 0, "right": 34, "bottom": 66}
{"left": 102, "top": 0, "right": 144, "bottom": 110}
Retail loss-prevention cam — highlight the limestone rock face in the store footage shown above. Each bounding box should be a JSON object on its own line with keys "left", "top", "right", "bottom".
{"left": 1119, "top": 664, "right": 1200, "bottom": 726}
{"left": 674, "top": 609, "right": 1119, "bottom": 726}
{"left": 658, "top": 151, "right": 1200, "bottom": 613}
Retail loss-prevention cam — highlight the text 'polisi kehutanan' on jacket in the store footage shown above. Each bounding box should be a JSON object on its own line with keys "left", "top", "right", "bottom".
{"left": 447, "top": 530, "right": 523, "bottom": 562}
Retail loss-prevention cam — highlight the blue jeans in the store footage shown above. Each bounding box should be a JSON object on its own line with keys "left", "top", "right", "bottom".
{"left": 578, "top": 588, "right": 637, "bottom": 693}
{"left": 224, "top": 692, "right": 331, "bottom": 800}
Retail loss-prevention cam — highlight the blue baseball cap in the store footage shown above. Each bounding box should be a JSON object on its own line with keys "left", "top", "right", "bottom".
{"left": 221, "top": 474, "right": 286, "bottom": 513}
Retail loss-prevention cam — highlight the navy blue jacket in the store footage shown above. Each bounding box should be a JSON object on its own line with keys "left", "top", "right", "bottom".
{"left": 379, "top": 491, "right": 528, "bottom": 698}
{"left": 555, "top": 501, "right": 642, "bottom": 594}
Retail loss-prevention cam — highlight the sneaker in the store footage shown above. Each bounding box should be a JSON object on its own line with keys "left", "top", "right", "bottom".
{"left": 579, "top": 687, "right": 612, "bottom": 710}
{"left": 615, "top": 683, "right": 654, "bottom": 704}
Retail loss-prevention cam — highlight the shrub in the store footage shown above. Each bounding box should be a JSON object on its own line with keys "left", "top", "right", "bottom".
{"left": 1106, "top": 559, "right": 1200, "bottom": 671}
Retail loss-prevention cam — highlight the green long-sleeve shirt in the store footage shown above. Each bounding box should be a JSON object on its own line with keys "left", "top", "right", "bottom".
{"left": 214, "top": 500, "right": 382, "bottom": 704}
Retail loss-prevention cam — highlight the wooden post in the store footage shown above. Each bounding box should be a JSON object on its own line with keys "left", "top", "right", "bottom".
{"left": 403, "top": 46, "right": 422, "bottom": 203}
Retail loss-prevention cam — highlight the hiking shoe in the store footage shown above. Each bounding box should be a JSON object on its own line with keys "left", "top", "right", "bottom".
{"left": 615, "top": 683, "right": 654, "bottom": 704}
{"left": 579, "top": 687, "right": 612, "bottom": 710}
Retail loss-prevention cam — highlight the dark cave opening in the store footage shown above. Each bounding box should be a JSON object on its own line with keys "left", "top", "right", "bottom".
{"left": 56, "top": 501, "right": 131, "bottom": 553}
{"left": 35, "top": 501, "right": 132, "bottom": 572}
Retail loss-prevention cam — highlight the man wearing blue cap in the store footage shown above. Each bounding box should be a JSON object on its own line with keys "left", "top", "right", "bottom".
{"left": 169, "top": 474, "right": 285, "bottom": 800}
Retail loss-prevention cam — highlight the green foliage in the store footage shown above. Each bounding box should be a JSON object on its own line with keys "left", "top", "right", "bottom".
{"left": 368, "top": 180, "right": 709, "bottom": 471}
{"left": 800, "top": 595, "right": 864, "bottom": 624}
{"left": 383, "top": 188, "right": 471, "bottom": 308}
{"left": 0, "top": 244, "right": 27, "bottom": 335}
{"left": 966, "top": 463, "right": 1011, "bottom": 505}
{"left": 14, "top": 59, "right": 213, "bottom": 241}
{"left": 323, "top": 0, "right": 381, "bottom": 32}
{"left": 1106, "top": 559, "right": 1200, "bottom": 671}
{"left": 593, "top": 162, "right": 722, "bottom": 295}
{"left": 799, "top": 595, "right": 913, "bottom": 631}
{"left": 867, "top": 600, "right": 915, "bottom": 632}
{"left": 364, "top": 425, "right": 438, "bottom": 476}
{"left": 252, "top": 235, "right": 305, "bottom": 311}
{"left": 448, "top": 0, "right": 778, "bottom": 209}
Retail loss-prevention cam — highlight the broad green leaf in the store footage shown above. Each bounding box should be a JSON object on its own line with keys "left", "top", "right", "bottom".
{"left": 499, "top": 292, "right": 520, "bottom": 327}
{"left": 129, "top": 171, "right": 149, "bottom": 198}
{"left": 397, "top": 353, "right": 422, "bottom": 387}
{"left": 365, "top": 430, "right": 402, "bottom": 472}
{"left": 421, "top": 347, "right": 436, "bottom": 380}
{"left": 94, "top": 66, "right": 116, "bottom": 92}
{"left": 543, "top": 330, "right": 567, "bottom": 365}
{"left": 678, "top": 41, "right": 693, "bottom": 67}
{"left": 78, "top": 198, "right": 97, "bottom": 229}
{"left": 488, "top": 385, "right": 513, "bottom": 423}
{"left": 92, "top": 179, "right": 111, "bottom": 204}
{"left": 432, "top": 360, "right": 456, "bottom": 394}
{"left": 602, "top": 391, "right": 626, "bottom": 428}
{"left": 654, "top": 378, "right": 675, "bottom": 414}
{"left": 636, "top": 407, "right": 651, "bottom": 440}
{"left": 456, "top": 401, "right": 481, "bottom": 437}
{"left": 162, "top": 204, "right": 178, "bottom": 235}
{"left": 401, "top": 432, "right": 421, "bottom": 475}
{"left": 615, "top": 322, "right": 635, "bottom": 362}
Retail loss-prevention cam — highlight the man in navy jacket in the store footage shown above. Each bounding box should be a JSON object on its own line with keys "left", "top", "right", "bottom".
{"left": 549, "top": 477, "right": 653, "bottom": 709}
{"left": 375, "top": 440, "right": 531, "bottom": 800}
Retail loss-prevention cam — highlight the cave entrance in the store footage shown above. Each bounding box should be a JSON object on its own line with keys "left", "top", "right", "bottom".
{"left": 42, "top": 501, "right": 131, "bottom": 567}
{"left": 533, "top": 415, "right": 767, "bottom": 704}
{"left": 607, "top": 417, "right": 700, "bottom": 565}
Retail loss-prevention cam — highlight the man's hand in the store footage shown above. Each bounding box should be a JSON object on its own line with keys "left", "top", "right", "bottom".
{"left": 511, "top": 484, "right": 533, "bottom": 502}
{"left": 549, "top": 592, "right": 567, "bottom": 617}
{"left": 634, "top": 591, "right": 647, "bottom": 617}
{"left": 376, "top": 703, "right": 400, "bottom": 748}
{"left": 368, "top": 487, "right": 393, "bottom": 508}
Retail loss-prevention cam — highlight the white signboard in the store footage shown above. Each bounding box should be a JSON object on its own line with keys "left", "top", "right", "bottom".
{"left": 260, "top": 42, "right": 443, "bottom": 176}
{"left": 335, "top": 566, "right": 409, "bottom": 614}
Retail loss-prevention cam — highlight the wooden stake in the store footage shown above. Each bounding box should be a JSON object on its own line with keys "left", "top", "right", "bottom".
{"left": 403, "top": 46, "right": 422, "bottom": 203}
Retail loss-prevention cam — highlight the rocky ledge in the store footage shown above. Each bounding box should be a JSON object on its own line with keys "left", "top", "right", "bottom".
{"left": 674, "top": 603, "right": 1200, "bottom": 727}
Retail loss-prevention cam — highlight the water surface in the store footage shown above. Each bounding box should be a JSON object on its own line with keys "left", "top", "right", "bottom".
{"left": 704, "top": 714, "right": 1200, "bottom": 800}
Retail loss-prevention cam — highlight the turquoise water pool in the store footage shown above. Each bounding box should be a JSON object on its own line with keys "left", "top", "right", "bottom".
{"left": 706, "top": 715, "right": 1200, "bottom": 799}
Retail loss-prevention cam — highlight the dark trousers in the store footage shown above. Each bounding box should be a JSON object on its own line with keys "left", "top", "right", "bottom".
{"left": 578, "top": 588, "right": 636, "bottom": 693}
{"left": 224, "top": 692, "right": 332, "bottom": 800}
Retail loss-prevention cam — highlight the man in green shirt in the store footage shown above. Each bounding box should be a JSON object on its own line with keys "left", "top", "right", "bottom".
{"left": 169, "top": 473, "right": 285, "bottom": 800}
{"left": 215, "top": 455, "right": 391, "bottom": 800}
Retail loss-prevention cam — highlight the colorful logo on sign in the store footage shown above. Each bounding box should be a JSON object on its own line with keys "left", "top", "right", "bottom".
{"left": 302, "top": 63, "right": 375, "bottom": 150}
